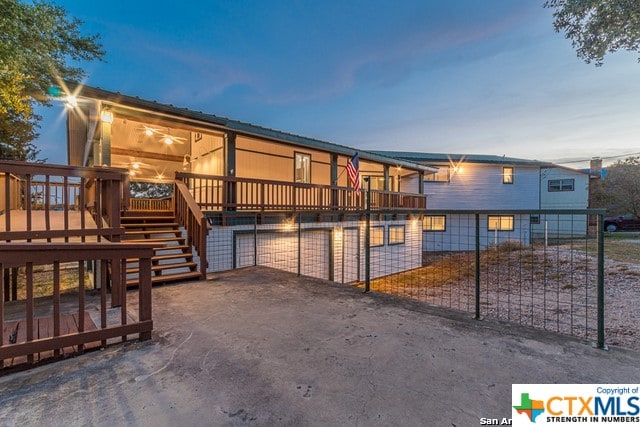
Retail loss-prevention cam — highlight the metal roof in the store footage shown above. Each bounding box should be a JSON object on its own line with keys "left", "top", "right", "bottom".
{"left": 371, "top": 151, "right": 552, "bottom": 167}
{"left": 66, "top": 83, "right": 436, "bottom": 173}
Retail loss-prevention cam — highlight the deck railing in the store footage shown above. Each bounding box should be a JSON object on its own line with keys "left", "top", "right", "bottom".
{"left": 0, "top": 161, "right": 129, "bottom": 306}
{"left": 0, "top": 161, "right": 127, "bottom": 242}
{"left": 0, "top": 242, "right": 154, "bottom": 369}
{"left": 174, "top": 180, "right": 208, "bottom": 278}
{"left": 175, "top": 172, "right": 427, "bottom": 211}
{"left": 129, "top": 197, "right": 174, "bottom": 212}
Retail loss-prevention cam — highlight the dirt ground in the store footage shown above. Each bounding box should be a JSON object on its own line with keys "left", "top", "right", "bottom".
{"left": 1, "top": 267, "right": 639, "bottom": 426}
{"left": 365, "top": 238, "right": 640, "bottom": 350}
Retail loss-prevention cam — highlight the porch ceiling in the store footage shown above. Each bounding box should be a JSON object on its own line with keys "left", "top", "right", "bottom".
{"left": 111, "top": 116, "right": 190, "bottom": 182}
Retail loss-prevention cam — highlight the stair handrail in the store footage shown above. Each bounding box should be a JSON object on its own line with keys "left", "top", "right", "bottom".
{"left": 174, "top": 179, "right": 208, "bottom": 278}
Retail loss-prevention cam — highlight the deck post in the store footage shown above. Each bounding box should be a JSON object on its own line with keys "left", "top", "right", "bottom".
{"left": 330, "top": 154, "right": 338, "bottom": 209}
{"left": 595, "top": 213, "right": 607, "bottom": 350}
{"left": 138, "top": 255, "right": 153, "bottom": 341}
{"left": 364, "top": 178, "right": 371, "bottom": 293}
{"left": 474, "top": 213, "right": 482, "bottom": 320}
{"left": 224, "top": 132, "right": 237, "bottom": 211}
{"left": 383, "top": 165, "right": 390, "bottom": 191}
{"left": 200, "top": 215, "right": 208, "bottom": 279}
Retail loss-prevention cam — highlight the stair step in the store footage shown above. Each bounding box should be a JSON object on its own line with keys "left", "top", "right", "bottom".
{"left": 123, "top": 229, "right": 182, "bottom": 237}
{"left": 126, "top": 271, "right": 203, "bottom": 287}
{"left": 122, "top": 222, "right": 179, "bottom": 228}
{"left": 126, "top": 250, "right": 193, "bottom": 262}
{"left": 153, "top": 252, "right": 194, "bottom": 262}
{"left": 121, "top": 216, "right": 176, "bottom": 223}
{"left": 152, "top": 244, "right": 191, "bottom": 253}
{"left": 124, "top": 237, "right": 185, "bottom": 244}
{"left": 126, "top": 261, "right": 197, "bottom": 275}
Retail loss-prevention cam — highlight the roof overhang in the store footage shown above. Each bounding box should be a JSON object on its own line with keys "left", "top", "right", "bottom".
{"left": 63, "top": 82, "right": 436, "bottom": 174}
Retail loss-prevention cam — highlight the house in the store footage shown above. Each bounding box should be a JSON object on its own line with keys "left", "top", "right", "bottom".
{"left": 372, "top": 151, "right": 590, "bottom": 250}
{"left": 61, "top": 83, "right": 435, "bottom": 282}
{"left": 535, "top": 165, "right": 590, "bottom": 238}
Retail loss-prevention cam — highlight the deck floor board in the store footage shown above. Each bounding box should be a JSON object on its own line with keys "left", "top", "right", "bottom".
{"left": 1, "top": 312, "right": 99, "bottom": 366}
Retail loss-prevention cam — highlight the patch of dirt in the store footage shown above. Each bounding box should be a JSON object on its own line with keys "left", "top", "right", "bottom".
{"left": 8, "top": 263, "right": 93, "bottom": 300}
{"left": 361, "top": 242, "right": 640, "bottom": 350}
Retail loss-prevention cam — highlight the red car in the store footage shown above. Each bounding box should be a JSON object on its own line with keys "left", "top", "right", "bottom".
{"left": 604, "top": 214, "right": 640, "bottom": 232}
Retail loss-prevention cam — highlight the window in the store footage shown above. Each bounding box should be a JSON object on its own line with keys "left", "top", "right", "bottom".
{"left": 488, "top": 215, "right": 514, "bottom": 231}
{"left": 548, "top": 179, "right": 574, "bottom": 192}
{"left": 530, "top": 215, "right": 540, "bottom": 225}
{"left": 423, "top": 215, "right": 446, "bottom": 231}
{"left": 370, "top": 226, "right": 384, "bottom": 247}
{"left": 424, "top": 166, "right": 449, "bottom": 182}
{"left": 294, "top": 152, "right": 311, "bottom": 183}
{"left": 503, "top": 167, "right": 514, "bottom": 184}
{"left": 388, "top": 225, "right": 405, "bottom": 245}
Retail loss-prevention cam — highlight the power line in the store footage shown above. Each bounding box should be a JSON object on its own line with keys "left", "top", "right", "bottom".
{"left": 553, "top": 151, "right": 640, "bottom": 165}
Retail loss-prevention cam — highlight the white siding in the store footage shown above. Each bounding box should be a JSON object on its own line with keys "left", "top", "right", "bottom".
{"left": 539, "top": 167, "right": 589, "bottom": 209}
{"left": 205, "top": 219, "right": 423, "bottom": 282}
{"left": 534, "top": 167, "right": 589, "bottom": 237}
{"left": 236, "top": 230, "right": 331, "bottom": 279}
{"left": 423, "top": 163, "right": 540, "bottom": 210}
{"left": 423, "top": 214, "right": 531, "bottom": 251}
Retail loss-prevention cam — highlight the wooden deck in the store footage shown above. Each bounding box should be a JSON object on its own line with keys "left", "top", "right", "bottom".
{"left": 2, "top": 312, "right": 99, "bottom": 367}
{"left": 1, "top": 288, "right": 141, "bottom": 371}
{"left": 0, "top": 210, "right": 100, "bottom": 242}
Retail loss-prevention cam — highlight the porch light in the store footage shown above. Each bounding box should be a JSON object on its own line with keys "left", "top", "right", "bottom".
{"left": 132, "top": 162, "right": 140, "bottom": 169}
{"left": 129, "top": 170, "right": 136, "bottom": 176}
{"left": 163, "top": 136, "right": 173, "bottom": 145}
{"left": 145, "top": 128, "right": 154, "bottom": 136}
{"left": 100, "top": 109, "right": 113, "bottom": 124}
{"left": 65, "top": 95, "right": 78, "bottom": 108}
{"left": 334, "top": 226, "right": 343, "bottom": 239}
{"left": 283, "top": 217, "right": 295, "bottom": 231}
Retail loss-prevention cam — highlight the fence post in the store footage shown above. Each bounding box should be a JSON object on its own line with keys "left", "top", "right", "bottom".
{"left": 297, "top": 212, "right": 301, "bottom": 276}
{"left": 364, "top": 178, "right": 371, "bottom": 293}
{"left": 595, "top": 213, "right": 607, "bottom": 349}
{"left": 474, "top": 213, "right": 482, "bottom": 320}
{"left": 254, "top": 213, "right": 258, "bottom": 266}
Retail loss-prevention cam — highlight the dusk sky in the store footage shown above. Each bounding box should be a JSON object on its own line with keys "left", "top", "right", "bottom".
{"left": 37, "top": 1, "right": 640, "bottom": 168}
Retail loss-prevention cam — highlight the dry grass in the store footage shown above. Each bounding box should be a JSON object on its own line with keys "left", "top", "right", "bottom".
{"left": 12, "top": 264, "right": 92, "bottom": 300}
{"left": 367, "top": 241, "right": 544, "bottom": 291}
{"left": 584, "top": 240, "right": 639, "bottom": 264}
{"left": 357, "top": 239, "right": 640, "bottom": 349}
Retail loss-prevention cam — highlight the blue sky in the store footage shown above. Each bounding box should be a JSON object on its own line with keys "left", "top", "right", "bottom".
{"left": 37, "top": 1, "right": 640, "bottom": 168}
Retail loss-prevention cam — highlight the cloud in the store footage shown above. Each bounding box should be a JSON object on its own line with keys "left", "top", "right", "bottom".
{"left": 256, "top": 4, "right": 541, "bottom": 104}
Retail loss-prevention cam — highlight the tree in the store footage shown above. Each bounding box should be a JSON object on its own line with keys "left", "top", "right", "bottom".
{"left": 545, "top": 0, "right": 640, "bottom": 66}
{"left": 129, "top": 182, "right": 174, "bottom": 199}
{"left": 0, "top": 0, "right": 104, "bottom": 161}
{"left": 599, "top": 157, "right": 640, "bottom": 216}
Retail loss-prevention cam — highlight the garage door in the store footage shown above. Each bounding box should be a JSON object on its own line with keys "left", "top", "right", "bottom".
{"left": 341, "top": 228, "right": 360, "bottom": 283}
{"left": 236, "top": 230, "right": 330, "bottom": 280}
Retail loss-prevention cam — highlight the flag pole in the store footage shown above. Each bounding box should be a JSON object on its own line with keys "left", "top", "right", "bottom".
{"left": 333, "top": 167, "right": 346, "bottom": 185}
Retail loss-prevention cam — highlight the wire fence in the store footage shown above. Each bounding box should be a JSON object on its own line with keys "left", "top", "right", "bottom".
{"left": 205, "top": 209, "right": 607, "bottom": 347}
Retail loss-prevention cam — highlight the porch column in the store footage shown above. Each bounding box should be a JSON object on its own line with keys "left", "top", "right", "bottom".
{"left": 330, "top": 154, "right": 338, "bottom": 209}
{"left": 224, "top": 132, "right": 237, "bottom": 211}
{"left": 383, "top": 165, "right": 390, "bottom": 191}
{"left": 100, "top": 119, "right": 111, "bottom": 167}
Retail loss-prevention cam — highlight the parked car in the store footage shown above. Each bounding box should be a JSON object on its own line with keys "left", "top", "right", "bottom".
{"left": 603, "top": 213, "right": 640, "bottom": 232}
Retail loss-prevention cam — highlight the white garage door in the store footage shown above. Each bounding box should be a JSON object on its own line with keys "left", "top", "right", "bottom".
{"left": 236, "top": 230, "right": 330, "bottom": 280}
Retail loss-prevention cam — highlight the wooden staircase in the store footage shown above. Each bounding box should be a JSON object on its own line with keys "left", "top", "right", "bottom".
{"left": 120, "top": 211, "right": 202, "bottom": 287}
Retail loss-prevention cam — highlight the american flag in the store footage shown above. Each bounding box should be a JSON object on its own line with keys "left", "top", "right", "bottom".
{"left": 346, "top": 152, "right": 360, "bottom": 195}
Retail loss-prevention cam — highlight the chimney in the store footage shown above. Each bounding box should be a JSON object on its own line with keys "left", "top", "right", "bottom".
{"left": 590, "top": 157, "right": 602, "bottom": 179}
